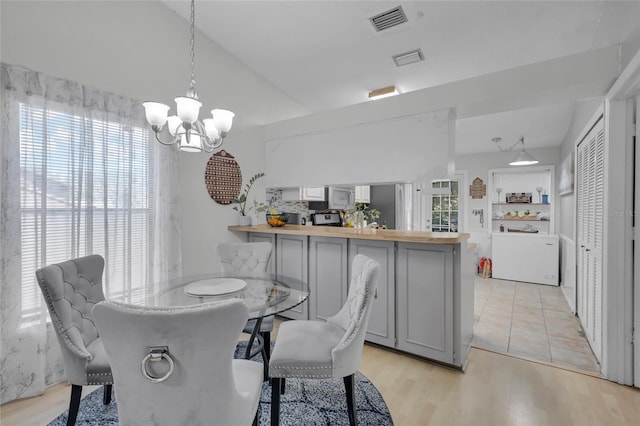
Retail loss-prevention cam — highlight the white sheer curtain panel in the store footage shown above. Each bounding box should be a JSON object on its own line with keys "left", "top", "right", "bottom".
{"left": 0, "top": 63, "right": 182, "bottom": 404}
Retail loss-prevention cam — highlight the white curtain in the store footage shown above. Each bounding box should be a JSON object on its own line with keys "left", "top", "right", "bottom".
{"left": 0, "top": 63, "right": 182, "bottom": 403}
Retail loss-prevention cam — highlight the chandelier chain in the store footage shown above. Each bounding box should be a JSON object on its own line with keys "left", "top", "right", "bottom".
{"left": 189, "top": 0, "right": 196, "bottom": 89}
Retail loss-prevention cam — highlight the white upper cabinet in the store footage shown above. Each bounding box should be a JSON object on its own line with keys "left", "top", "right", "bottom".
{"left": 303, "top": 186, "right": 325, "bottom": 201}
{"left": 281, "top": 186, "right": 325, "bottom": 201}
{"left": 354, "top": 185, "right": 370, "bottom": 203}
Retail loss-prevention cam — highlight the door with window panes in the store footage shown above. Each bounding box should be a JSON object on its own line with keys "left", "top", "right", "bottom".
{"left": 430, "top": 179, "right": 460, "bottom": 232}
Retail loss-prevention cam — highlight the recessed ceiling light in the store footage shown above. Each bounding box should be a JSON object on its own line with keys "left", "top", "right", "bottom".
{"left": 368, "top": 86, "right": 399, "bottom": 100}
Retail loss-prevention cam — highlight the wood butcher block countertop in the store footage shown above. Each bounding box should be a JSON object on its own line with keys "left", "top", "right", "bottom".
{"left": 228, "top": 224, "right": 470, "bottom": 244}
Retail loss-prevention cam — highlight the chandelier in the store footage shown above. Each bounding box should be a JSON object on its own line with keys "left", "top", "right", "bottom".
{"left": 492, "top": 136, "right": 539, "bottom": 166}
{"left": 142, "top": 0, "right": 234, "bottom": 153}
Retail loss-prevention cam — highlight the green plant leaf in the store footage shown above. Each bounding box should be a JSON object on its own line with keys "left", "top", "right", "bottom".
{"left": 228, "top": 172, "right": 266, "bottom": 216}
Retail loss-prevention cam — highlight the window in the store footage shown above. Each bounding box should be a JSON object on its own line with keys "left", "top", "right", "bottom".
{"left": 20, "top": 102, "right": 153, "bottom": 325}
{"left": 431, "top": 179, "right": 459, "bottom": 232}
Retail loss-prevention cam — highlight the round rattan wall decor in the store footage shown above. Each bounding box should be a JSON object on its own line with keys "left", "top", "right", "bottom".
{"left": 205, "top": 150, "right": 242, "bottom": 205}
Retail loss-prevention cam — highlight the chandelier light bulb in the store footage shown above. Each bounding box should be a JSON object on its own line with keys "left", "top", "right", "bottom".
{"left": 167, "top": 116, "right": 182, "bottom": 137}
{"left": 203, "top": 118, "right": 220, "bottom": 140}
{"left": 175, "top": 97, "right": 202, "bottom": 124}
{"left": 212, "top": 109, "right": 235, "bottom": 134}
{"left": 142, "top": 102, "right": 170, "bottom": 127}
{"left": 179, "top": 133, "right": 202, "bottom": 153}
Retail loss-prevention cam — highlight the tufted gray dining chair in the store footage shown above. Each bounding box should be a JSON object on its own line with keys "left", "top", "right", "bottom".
{"left": 269, "top": 253, "right": 380, "bottom": 426}
{"left": 215, "top": 241, "right": 273, "bottom": 377}
{"left": 93, "top": 298, "right": 263, "bottom": 426}
{"left": 35, "top": 254, "right": 113, "bottom": 426}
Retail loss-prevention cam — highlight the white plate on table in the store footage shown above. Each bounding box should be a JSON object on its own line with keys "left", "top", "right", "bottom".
{"left": 184, "top": 278, "right": 247, "bottom": 297}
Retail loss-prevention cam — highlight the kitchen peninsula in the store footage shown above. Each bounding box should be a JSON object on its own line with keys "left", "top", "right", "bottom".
{"left": 228, "top": 224, "right": 474, "bottom": 369}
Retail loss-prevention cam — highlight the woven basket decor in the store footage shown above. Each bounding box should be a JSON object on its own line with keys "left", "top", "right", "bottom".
{"left": 205, "top": 150, "right": 242, "bottom": 205}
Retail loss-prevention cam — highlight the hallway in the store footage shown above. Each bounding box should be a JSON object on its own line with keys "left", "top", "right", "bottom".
{"left": 472, "top": 277, "right": 601, "bottom": 376}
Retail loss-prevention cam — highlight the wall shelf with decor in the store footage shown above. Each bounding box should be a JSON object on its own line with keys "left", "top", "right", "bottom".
{"left": 488, "top": 165, "right": 558, "bottom": 285}
{"left": 488, "top": 166, "right": 555, "bottom": 235}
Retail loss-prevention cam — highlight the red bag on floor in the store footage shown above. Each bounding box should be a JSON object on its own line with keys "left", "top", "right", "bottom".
{"left": 478, "top": 257, "right": 492, "bottom": 278}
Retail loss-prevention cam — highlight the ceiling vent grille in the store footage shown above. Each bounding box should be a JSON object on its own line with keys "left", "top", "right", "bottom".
{"left": 370, "top": 6, "right": 408, "bottom": 32}
{"left": 393, "top": 49, "right": 424, "bottom": 67}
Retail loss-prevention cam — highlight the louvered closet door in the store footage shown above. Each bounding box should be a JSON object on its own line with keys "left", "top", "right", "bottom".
{"left": 576, "top": 139, "right": 588, "bottom": 330}
{"left": 576, "top": 116, "right": 604, "bottom": 362}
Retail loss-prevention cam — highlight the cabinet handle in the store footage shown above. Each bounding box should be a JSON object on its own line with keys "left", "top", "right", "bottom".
{"left": 545, "top": 243, "right": 554, "bottom": 246}
{"left": 374, "top": 288, "right": 378, "bottom": 299}
{"left": 585, "top": 248, "right": 591, "bottom": 252}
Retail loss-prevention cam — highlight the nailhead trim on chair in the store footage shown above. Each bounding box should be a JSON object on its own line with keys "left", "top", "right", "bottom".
{"left": 271, "top": 373, "right": 333, "bottom": 379}
{"left": 87, "top": 371, "right": 113, "bottom": 385}
{"left": 270, "top": 365, "right": 331, "bottom": 370}
{"left": 270, "top": 364, "right": 333, "bottom": 379}
{"left": 87, "top": 372, "right": 112, "bottom": 377}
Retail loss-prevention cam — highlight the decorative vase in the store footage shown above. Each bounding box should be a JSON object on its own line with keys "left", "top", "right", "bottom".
{"left": 237, "top": 216, "right": 251, "bottom": 226}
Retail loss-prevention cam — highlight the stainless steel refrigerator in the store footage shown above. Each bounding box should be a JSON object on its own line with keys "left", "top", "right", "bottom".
{"left": 369, "top": 183, "right": 414, "bottom": 230}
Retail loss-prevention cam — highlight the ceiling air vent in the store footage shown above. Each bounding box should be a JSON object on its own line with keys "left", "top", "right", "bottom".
{"left": 370, "top": 6, "right": 408, "bottom": 32}
{"left": 393, "top": 49, "right": 424, "bottom": 67}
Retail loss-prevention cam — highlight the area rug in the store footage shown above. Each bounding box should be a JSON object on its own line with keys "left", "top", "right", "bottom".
{"left": 48, "top": 341, "right": 393, "bottom": 425}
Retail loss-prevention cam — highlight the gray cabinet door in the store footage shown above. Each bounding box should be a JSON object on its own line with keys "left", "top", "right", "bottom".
{"left": 396, "top": 242, "right": 453, "bottom": 363}
{"left": 348, "top": 239, "right": 395, "bottom": 347}
{"left": 276, "top": 234, "right": 309, "bottom": 320}
{"left": 248, "top": 233, "right": 276, "bottom": 273}
{"left": 309, "top": 237, "right": 348, "bottom": 321}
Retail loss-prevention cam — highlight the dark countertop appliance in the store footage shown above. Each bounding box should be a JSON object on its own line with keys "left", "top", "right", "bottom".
{"left": 311, "top": 211, "right": 342, "bottom": 226}
{"left": 283, "top": 212, "right": 303, "bottom": 225}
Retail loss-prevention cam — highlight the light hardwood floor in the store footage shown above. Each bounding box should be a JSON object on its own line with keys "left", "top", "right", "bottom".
{"left": 2, "top": 339, "right": 640, "bottom": 425}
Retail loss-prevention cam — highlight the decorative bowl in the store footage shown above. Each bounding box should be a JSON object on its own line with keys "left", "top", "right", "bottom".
{"left": 266, "top": 213, "right": 288, "bottom": 227}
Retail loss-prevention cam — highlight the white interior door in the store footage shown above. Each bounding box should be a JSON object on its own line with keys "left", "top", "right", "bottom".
{"left": 576, "top": 115, "right": 605, "bottom": 363}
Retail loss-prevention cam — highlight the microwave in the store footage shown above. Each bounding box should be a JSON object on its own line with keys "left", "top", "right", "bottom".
{"left": 328, "top": 187, "right": 354, "bottom": 210}
{"left": 307, "top": 186, "right": 355, "bottom": 210}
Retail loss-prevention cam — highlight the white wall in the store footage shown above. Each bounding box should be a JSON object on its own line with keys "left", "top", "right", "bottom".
{"left": 0, "top": 1, "right": 306, "bottom": 130}
{"left": 0, "top": 1, "right": 306, "bottom": 276}
{"left": 455, "top": 146, "right": 561, "bottom": 258}
{"left": 621, "top": 18, "right": 640, "bottom": 72}
{"left": 180, "top": 126, "right": 269, "bottom": 275}
{"left": 265, "top": 109, "right": 453, "bottom": 188}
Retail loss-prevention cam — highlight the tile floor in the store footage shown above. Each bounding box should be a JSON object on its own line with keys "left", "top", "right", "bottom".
{"left": 472, "top": 277, "right": 601, "bottom": 376}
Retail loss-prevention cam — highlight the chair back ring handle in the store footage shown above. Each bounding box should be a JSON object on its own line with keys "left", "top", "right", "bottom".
{"left": 141, "top": 346, "right": 174, "bottom": 383}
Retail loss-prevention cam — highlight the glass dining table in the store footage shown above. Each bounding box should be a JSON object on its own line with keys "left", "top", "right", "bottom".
{"left": 144, "top": 271, "right": 310, "bottom": 362}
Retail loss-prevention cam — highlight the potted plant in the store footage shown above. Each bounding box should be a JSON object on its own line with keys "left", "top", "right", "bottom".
{"left": 345, "top": 202, "right": 381, "bottom": 228}
{"left": 251, "top": 199, "right": 269, "bottom": 225}
{"left": 231, "top": 172, "right": 265, "bottom": 225}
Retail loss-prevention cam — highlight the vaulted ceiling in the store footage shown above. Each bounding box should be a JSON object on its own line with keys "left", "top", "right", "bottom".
{"left": 162, "top": 1, "right": 640, "bottom": 154}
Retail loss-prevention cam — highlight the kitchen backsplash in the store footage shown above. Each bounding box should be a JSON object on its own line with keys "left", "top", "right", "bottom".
{"left": 265, "top": 189, "right": 312, "bottom": 220}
